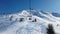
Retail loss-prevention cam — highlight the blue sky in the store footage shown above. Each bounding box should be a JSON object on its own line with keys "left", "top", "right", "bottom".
{"left": 0, "top": 0, "right": 60, "bottom": 14}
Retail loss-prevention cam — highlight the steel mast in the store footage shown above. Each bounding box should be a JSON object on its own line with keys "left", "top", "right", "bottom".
{"left": 29, "top": 0, "right": 32, "bottom": 17}
{"left": 29, "top": 0, "right": 31, "bottom": 13}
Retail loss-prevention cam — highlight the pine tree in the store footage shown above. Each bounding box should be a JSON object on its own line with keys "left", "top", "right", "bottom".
{"left": 47, "top": 24, "right": 55, "bottom": 34}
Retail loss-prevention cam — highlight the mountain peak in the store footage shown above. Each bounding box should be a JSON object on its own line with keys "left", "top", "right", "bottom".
{"left": 20, "top": 10, "right": 32, "bottom": 17}
{"left": 21, "top": 10, "right": 29, "bottom": 14}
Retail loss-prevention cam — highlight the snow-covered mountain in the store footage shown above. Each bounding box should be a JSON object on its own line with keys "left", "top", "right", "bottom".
{"left": 0, "top": 10, "right": 60, "bottom": 34}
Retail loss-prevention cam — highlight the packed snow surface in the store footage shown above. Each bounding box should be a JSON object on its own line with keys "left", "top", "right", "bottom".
{"left": 0, "top": 10, "right": 60, "bottom": 34}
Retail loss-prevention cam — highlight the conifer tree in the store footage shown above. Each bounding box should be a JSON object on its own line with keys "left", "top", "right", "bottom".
{"left": 47, "top": 24, "right": 55, "bottom": 34}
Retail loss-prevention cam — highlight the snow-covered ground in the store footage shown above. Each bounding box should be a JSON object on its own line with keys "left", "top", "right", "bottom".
{"left": 0, "top": 10, "right": 60, "bottom": 34}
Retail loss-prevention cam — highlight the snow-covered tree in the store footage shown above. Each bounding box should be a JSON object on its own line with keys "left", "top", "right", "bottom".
{"left": 47, "top": 24, "right": 55, "bottom": 34}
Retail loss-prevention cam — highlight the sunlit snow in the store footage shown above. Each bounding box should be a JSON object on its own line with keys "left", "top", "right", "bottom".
{"left": 0, "top": 10, "right": 60, "bottom": 34}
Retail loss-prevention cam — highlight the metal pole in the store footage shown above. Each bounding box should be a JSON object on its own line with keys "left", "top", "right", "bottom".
{"left": 29, "top": 0, "right": 31, "bottom": 12}
{"left": 29, "top": 0, "right": 32, "bottom": 17}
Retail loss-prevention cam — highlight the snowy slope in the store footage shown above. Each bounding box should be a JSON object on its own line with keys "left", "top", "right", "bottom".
{"left": 0, "top": 10, "right": 60, "bottom": 34}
